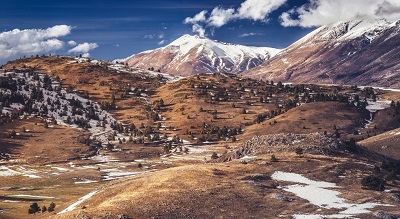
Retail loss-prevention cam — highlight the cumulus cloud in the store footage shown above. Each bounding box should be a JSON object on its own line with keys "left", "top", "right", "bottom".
{"left": 68, "top": 42, "right": 98, "bottom": 53}
{"left": 184, "top": 10, "right": 207, "bottom": 24}
{"left": 68, "top": 40, "right": 77, "bottom": 46}
{"left": 208, "top": 7, "right": 236, "bottom": 27}
{"left": 280, "top": 0, "right": 400, "bottom": 27}
{"left": 184, "top": 0, "right": 287, "bottom": 36}
{"left": 0, "top": 25, "right": 71, "bottom": 62}
{"left": 237, "top": 0, "right": 287, "bottom": 21}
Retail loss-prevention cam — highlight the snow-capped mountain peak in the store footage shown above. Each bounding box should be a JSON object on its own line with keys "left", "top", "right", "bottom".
{"left": 123, "top": 34, "right": 281, "bottom": 76}
{"left": 247, "top": 18, "right": 400, "bottom": 88}
{"left": 296, "top": 19, "right": 392, "bottom": 46}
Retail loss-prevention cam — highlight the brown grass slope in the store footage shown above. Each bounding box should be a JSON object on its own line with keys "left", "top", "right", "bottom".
{"left": 0, "top": 118, "right": 91, "bottom": 165}
{"left": 359, "top": 127, "right": 400, "bottom": 160}
{"left": 3, "top": 56, "right": 164, "bottom": 127}
{"left": 50, "top": 153, "right": 400, "bottom": 219}
{"left": 150, "top": 73, "right": 375, "bottom": 144}
{"left": 240, "top": 102, "right": 368, "bottom": 140}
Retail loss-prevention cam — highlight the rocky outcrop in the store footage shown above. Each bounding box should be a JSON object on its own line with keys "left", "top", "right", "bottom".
{"left": 219, "top": 133, "right": 344, "bottom": 162}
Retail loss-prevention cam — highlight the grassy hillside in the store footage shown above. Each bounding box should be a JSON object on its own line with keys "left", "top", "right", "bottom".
{"left": 0, "top": 56, "right": 399, "bottom": 219}
{"left": 51, "top": 152, "right": 400, "bottom": 219}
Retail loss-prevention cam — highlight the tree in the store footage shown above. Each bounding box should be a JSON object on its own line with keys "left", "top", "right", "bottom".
{"left": 211, "top": 152, "right": 219, "bottom": 159}
{"left": 270, "top": 154, "right": 278, "bottom": 162}
{"left": 42, "top": 206, "right": 47, "bottom": 213}
{"left": 361, "top": 175, "right": 385, "bottom": 191}
{"left": 231, "top": 136, "right": 237, "bottom": 142}
{"left": 295, "top": 147, "right": 304, "bottom": 156}
{"left": 28, "top": 203, "right": 40, "bottom": 214}
{"left": 347, "top": 138, "right": 357, "bottom": 152}
{"left": 48, "top": 202, "right": 56, "bottom": 212}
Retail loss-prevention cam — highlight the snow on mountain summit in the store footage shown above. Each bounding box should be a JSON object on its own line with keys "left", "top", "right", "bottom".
{"left": 167, "top": 34, "right": 280, "bottom": 64}
{"left": 247, "top": 18, "right": 400, "bottom": 88}
{"left": 294, "top": 19, "right": 393, "bottom": 46}
{"left": 123, "top": 34, "right": 281, "bottom": 76}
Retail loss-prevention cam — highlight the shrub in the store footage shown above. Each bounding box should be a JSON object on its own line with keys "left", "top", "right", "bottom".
{"left": 48, "top": 202, "right": 56, "bottom": 212}
{"left": 347, "top": 138, "right": 357, "bottom": 153}
{"left": 28, "top": 203, "right": 40, "bottom": 214}
{"left": 270, "top": 154, "right": 278, "bottom": 162}
{"left": 211, "top": 152, "right": 219, "bottom": 159}
{"left": 361, "top": 175, "right": 385, "bottom": 191}
{"left": 231, "top": 136, "right": 236, "bottom": 142}
{"left": 295, "top": 147, "right": 304, "bottom": 156}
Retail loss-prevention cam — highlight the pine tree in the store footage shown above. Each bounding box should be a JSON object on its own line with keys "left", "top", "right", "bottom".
{"left": 211, "top": 152, "right": 219, "bottom": 159}
{"left": 295, "top": 147, "right": 304, "bottom": 156}
{"left": 270, "top": 154, "right": 278, "bottom": 162}
{"left": 28, "top": 203, "right": 40, "bottom": 214}
{"left": 48, "top": 202, "right": 56, "bottom": 212}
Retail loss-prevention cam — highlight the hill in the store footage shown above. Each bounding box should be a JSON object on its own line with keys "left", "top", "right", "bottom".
{"left": 0, "top": 56, "right": 399, "bottom": 219}
{"left": 360, "top": 128, "right": 400, "bottom": 160}
{"left": 51, "top": 149, "right": 400, "bottom": 219}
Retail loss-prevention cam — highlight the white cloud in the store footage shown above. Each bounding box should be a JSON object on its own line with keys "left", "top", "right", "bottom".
{"left": 0, "top": 25, "right": 71, "bottom": 62}
{"left": 192, "top": 24, "right": 206, "bottom": 37}
{"left": 184, "top": 0, "right": 287, "bottom": 36}
{"left": 184, "top": 10, "right": 208, "bottom": 24}
{"left": 238, "top": 32, "right": 264, "bottom": 37}
{"left": 68, "top": 42, "right": 98, "bottom": 53}
{"left": 158, "top": 33, "right": 165, "bottom": 39}
{"left": 144, "top": 34, "right": 155, "bottom": 39}
{"left": 280, "top": 0, "right": 400, "bottom": 27}
{"left": 208, "top": 7, "right": 236, "bottom": 27}
{"left": 68, "top": 40, "right": 77, "bottom": 46}
{"left": 82, "top": 53, "right": 90, "bottom": 58}
{"left": 237, "top": 0, "right": 287, "bottom": 21}
{"left": 375, "top": 0, "right": 400, "bottom": 20}
{"left": 158, "top": 40, "right": 165, "bottom": 45}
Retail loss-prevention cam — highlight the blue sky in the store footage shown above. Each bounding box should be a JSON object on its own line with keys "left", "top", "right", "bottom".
{"left": 1, "top": 0, "right": 399, "bottom": 63}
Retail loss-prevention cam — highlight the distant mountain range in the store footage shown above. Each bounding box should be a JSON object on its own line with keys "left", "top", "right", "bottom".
{"left": 121, "top": 19, "right": 400, "bottom": 87}
{"left": 247, "top": 19, "right": 400, "bottom": 87}
{"left": 122, "top": 34, "right": 280, "bottom": 76}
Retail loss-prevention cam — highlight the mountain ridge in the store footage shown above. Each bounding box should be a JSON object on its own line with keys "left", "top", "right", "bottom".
{"left": 246, "top": 19, "right": 400, "bottom": 88}
{"left": 122, "top": 34, "right": 281, "bottom": 76}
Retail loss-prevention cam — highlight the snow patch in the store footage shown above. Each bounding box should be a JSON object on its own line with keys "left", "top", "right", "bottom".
{"left": 272, "top": 171, "right": 392, "bottom": 218}
{"left": 58, "top": 190, "right": 97, "bottom": 214}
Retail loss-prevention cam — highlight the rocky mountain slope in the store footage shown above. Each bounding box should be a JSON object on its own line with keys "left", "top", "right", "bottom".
{"left": 123, "top": 34, "right": 280, "bottom": 76}
{"left": 247, "top": 19, "right": 400, "bottom": 88}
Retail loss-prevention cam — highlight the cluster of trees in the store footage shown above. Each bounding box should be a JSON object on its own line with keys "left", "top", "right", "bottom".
{"left": 0, "top": 73, "right": 111, "bottom": 130}
{"left": 28, "top": 202, "right": 55, "bottom": 214}
{"left": 391, "top": 101, "right": 400, "bottom": 112}
{"left": 191, "top": 124, "right": 242, "bottom": 143}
